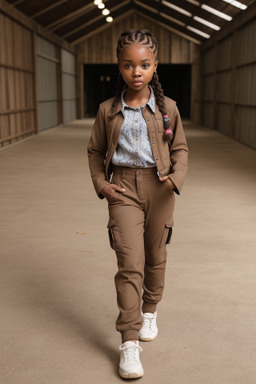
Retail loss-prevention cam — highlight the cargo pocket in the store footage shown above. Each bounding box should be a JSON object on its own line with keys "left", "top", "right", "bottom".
{"left": 160, "top": 223, "right": 173, "bottom": 247}
{"left": 107, "top": 218, "right": 116, "bottom": 250}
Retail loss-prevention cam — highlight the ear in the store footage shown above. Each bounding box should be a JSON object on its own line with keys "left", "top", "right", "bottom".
{"left": 154, "top": 60, "right": 158, "bottom": 72}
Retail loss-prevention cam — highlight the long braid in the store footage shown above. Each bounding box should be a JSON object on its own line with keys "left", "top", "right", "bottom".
{"left": 150, "top": 72, "right": 173, "bottom": 141}
{"left": 111, "top": 29, "right": 173, "bottom": 141}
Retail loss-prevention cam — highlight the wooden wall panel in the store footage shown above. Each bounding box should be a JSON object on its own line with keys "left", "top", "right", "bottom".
{"left": 36, "top": 35, "right": 59, "bottom": 132}
{"left": 217, "top": 71, "right": 232, "bottom": 103}
{"left": 0, "top": 12, "right": 36, "bottom": 146}
{"left": 202, "top": 75, "right": 214, "bottom": 102}
{"left": 217, "top": 36, "right": 232, "bottom": 71}
{"left": 217, "top": 103, "right": 230, "bottom": 136}
{"left": 237, "top": 20, "right": 256, "bottom": 66}
{"left": 61, "top": 49, "right": 77, "bottom": 124}
{"left": 202, "top": 47, "right": 214, "bottom": 76}
{"left": 235, "top": 107, "right": 256, "bottom": 146}
{"left": 236, "top": 65, "right": 256, "bottom": 106}
{"left": 202, "top": 102, "right": 214, "bottom": 129}
{"left": 201, "top": 9, "right": 256, "bottom": 149}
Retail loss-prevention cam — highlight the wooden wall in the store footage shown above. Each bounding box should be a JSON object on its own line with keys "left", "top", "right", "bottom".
{"left": 0, "top": 13, "right": 36, "bottom": 146}
{"left": 61, "top": 49, "right": 77, "bottom": 124}
{"left": 76, "top": 12, "right": 201, "bottom": 122}
{"left": 0, "top": 0, "right": 75, "bottom": 147}
{"left": 201, "top": 4, "right": 256, "bottom": 149}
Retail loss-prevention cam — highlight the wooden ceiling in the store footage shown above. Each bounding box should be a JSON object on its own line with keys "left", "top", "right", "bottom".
{"left": 5, "top": 0, "right": 255, "bottom": 44}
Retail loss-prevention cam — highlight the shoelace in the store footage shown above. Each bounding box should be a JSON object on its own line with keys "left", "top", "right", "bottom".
{"left": 119, "top": 343, "right": 142, "bottom": 360}
{"left": 142, "top": 314, "right": 154, "bottom": 329}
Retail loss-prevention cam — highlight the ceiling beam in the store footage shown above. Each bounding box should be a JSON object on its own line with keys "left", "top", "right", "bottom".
{"left": 201, "top": 0, "right": 256, "bottom": 50}
{"left": 134, "top": 8, "right": 202, "bottom": 45}
{"left": 31, "top": 0, "right": 71, "bottom": 19}
{"left": 133, "top": 2, "right": 205, "bottom": 42}
{"left": 72, "top": 9, "right": 134, "bottom": 45}
{"left": 47, "top": 3, "right": 95, "bottom": 31}
{"left": 12, "top": 0, "right": 25, "bottom": 5}
{"left": 70, "top": 2, "right": 132, "bottom": 44}
{"left": 135, "top": 0, "right": 213, "bottom": 34}
{"left": 163, "top": 0, "right": 226, "bottom": 25}
{"left": 62, "top": 0, "right": 130, "bottom": 40}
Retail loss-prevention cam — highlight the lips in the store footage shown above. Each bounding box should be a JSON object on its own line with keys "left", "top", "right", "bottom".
{"left": 132, "top": 81, "right": 143, "bottom": 86}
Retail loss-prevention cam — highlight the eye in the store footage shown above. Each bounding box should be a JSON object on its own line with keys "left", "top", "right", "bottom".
{"left": 142, "top": 64, "right": 150, "bottom": 69}
{"left": 124, "top": 64, "right": 132, "bottom": 69}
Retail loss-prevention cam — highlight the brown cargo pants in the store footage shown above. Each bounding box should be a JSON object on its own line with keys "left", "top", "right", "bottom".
{"left": 107, "top": 166, "right": 175, "bottom": 343}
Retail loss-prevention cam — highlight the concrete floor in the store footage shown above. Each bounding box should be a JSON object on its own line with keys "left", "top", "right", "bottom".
{"left": 0, "top": 119, "right": 256, "bottom": 384}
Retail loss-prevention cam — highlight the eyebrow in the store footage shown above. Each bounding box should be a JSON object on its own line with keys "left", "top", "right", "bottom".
{"left": 122, "top": 59, "right": 151, "bottom": 62}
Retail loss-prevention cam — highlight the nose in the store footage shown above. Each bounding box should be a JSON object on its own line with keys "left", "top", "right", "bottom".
{"left": 132, "top": 66, "right": 141, "bottom": 77}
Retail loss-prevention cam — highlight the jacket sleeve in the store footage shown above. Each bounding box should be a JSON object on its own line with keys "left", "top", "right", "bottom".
{"left": 87, "top": 104, "right": 110, "bottom": 198}
{"left": 168, "top": 105, "right": 189, "bottom": 195}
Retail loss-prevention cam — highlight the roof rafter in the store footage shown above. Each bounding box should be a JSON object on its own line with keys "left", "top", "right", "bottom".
{"left": 163, "top": 0, "right": 227, "bottom": 25}
{"left": 47, "top": 3, "right": 95, "bottom": 31}
{"left": 31, "top": 0, "right": 70, "bottom": 19}
{"left": 135, "top": 0, "right": 215, "bottom": 34}
{"left": 4, "top": 0, "right": 255, "bottom": 45}
{"left": 70, "top": 2, "right": 132, "bottom": 44}
{"left": 61, "top": 0, "right": 129, "bottom": 40}
{"left": 133, "top": 2, "right": 205, "bottom": 42}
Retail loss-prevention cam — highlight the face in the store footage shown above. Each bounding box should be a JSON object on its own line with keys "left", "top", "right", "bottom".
{"left": 118, "top": 44, "right": 158, "bottom": 93}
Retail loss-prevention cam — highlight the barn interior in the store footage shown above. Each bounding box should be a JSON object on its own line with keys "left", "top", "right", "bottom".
{"left": 0, "top": 1, "right": 256, "bottom": 383}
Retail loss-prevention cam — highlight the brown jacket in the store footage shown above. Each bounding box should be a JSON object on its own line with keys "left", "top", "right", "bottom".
{"left": 87, "top": 96, "right": 188, "bottom": 198}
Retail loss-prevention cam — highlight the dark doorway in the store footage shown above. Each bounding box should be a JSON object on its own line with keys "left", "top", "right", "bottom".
{"left": 84, "top": 64, "right": 119, "bottom": 117}
{"left": 84, "top": 64, "right": 191, "bottom": 118}
{"left": 157, "top": 64, "right": 191, "bottom": 118}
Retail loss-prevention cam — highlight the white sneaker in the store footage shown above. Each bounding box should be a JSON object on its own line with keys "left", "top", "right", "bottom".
{"left": 119, "top": 341, "right": 144, "bottom": 379}
{"left": 139, "top": 312, "right": 158, "bottom": 341}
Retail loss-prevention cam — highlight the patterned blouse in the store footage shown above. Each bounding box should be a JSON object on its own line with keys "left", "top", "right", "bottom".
{"left": 111, "top": 86, "right": 156, "bottom": 168}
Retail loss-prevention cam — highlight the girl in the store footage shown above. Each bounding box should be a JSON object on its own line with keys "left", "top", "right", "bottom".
{"left": 88, "top": 29, "right": 188, "bottom": 379}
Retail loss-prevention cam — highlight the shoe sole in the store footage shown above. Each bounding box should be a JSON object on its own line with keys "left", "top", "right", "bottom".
{"left": 119, "top": 369, "right": 144, "bottom": 379}
{"left": 139, "top": 331, "right": 158, "bottom": 342}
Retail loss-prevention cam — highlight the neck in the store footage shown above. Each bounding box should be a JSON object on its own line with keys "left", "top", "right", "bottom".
{"left": 124, "top": 86, "right": 151, "bottom": 108}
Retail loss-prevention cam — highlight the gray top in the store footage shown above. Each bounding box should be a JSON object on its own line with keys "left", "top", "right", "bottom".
{"left": 111, "top": 86, "right": 156, "bottom": 168}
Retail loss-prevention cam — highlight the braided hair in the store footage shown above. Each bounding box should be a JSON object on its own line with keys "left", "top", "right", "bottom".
{"left": 111, "top": 29, "right": 173, "bottom": 142}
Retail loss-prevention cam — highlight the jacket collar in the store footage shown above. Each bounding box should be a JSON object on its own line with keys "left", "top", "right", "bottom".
{"left": 107, "top": 86, "right": 155, "bottom": 118}
{"left": 121, "top": 85, "right": 155, "bottom": 114}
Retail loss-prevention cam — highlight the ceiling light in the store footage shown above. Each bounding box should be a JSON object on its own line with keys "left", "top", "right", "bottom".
{"left": 222, "top": 0, "right": 247, "bottom": 10}
{"left": 98, "top": 3, "right": 105, "bottom": 9}
{"left": 102, "top": 8, "right": 110, "bottom": 15}
{"left": 106, "top": 16, "right": 113, "bottom": 22}
{"left": 193, "top": 16, "right": 221, "bottom": 30}
{"left": 187, "top": 26, "right": 211, "bottom": 38}
{"left": 201, "top": 4, "right": 232, "bottom": 21}
{"left": 94, "top": 0, "right": 102, "bottom": 5}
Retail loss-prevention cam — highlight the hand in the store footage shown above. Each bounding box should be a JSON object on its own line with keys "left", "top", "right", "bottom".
{"left": 101, "top": 183, "right": 125, "bottom": 202}
{"left": 159, "top": 176, "right": 175, "bottom": 192}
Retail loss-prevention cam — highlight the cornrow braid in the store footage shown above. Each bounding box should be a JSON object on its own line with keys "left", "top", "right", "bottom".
{"left": 150, "top": 72, "right": 173, "bottom": 142}
{"left": 111, "top": 29, "right": 173, "bottom": 141}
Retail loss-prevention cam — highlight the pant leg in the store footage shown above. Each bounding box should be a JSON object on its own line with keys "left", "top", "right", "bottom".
{"left": 107, "top": 168, "right": 175, "bottom": 340}
{"left": 142, "top": 172, "right": 175, "bottom": 313}
{"left": 107, "top": 171, "right": 145, "bottom": 342}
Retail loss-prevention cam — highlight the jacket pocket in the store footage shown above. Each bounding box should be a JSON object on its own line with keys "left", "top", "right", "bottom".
{"left": 160, "top": 223, "right": 173, "bottom": 247}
